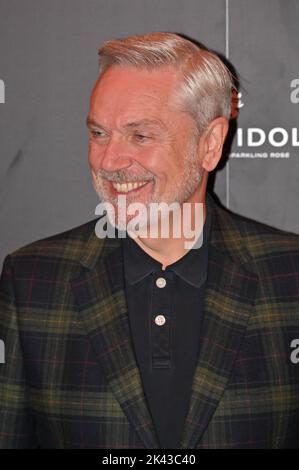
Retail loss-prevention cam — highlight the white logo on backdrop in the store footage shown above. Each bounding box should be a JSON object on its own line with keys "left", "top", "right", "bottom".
{"left": 237, "top": 91, "right": 244, "bottom": 108}
{"left": 230, "top": 83, "right": 299, "bottom": 159}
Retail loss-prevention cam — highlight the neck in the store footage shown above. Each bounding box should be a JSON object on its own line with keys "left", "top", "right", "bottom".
{"left": 131, "top": 195, "right": 207, "bottom": 269}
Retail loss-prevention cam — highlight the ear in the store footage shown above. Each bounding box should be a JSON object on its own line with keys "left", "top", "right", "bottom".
{"left": 199, "top": 117, "right": 229, "bottom": 172}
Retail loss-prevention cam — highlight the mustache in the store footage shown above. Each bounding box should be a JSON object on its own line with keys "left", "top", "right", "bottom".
{"left": 95, "top": 169, "right": 155, "bottom": 183}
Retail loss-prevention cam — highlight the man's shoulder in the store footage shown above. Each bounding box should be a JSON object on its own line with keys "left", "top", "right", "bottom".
{"left": 8, "top": 218, "right": 100, "bottom": 267}
{"left": 214, "top": 202, "right": 299, "bottom": 263}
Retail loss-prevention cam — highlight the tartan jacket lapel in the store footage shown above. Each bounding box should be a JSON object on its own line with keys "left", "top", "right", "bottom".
{"left": 180, "top": 201, "right": 259, "bottom": 447}
{"left": 71, "top": 196, "right": 258, "bottom": 449}
{"left": 71, "top": 236, "right": 160, "bottom": 449}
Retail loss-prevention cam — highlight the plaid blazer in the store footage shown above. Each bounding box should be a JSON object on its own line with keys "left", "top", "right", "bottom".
{"left": 0, "top": 194, "right": 299, "bottom": 449}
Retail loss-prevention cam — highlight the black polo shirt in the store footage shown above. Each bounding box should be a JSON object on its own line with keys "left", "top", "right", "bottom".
{"left": 122, "top": 199, "right": 213, "bottom": 449}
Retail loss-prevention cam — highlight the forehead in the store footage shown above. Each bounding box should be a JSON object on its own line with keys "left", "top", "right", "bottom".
{"left": 89, "top": 66, "right": 183, "bottom": 126}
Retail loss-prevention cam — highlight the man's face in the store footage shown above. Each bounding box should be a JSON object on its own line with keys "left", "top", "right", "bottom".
{"left": 87, "top": 65, "right": 203, "bottom": 225}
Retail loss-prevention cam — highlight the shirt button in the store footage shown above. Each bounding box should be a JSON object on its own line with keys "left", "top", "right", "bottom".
{"left": 154, "top": 315, "right": 166, "bottom": 326}
{"left": 156, "top": 277, "right": 167, "bottom": 288}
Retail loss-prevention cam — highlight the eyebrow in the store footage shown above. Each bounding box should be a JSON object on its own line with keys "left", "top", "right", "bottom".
{"left": 124, "top": 119, "right": 164, "bottom": 130}
{"left": 86, "top": 117, "right": 165, "bottom": 131}
{"left": 86, "top": 117, "right": 104, "bottom": 129}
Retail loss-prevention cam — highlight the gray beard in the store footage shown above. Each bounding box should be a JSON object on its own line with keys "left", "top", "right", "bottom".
{"left": 92, "top": 138, "right": 202, "bottom": 208}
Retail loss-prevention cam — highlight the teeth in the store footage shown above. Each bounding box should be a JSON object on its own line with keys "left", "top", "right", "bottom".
{"left": 112, "top": 181, "right": 148, "bottom": 193}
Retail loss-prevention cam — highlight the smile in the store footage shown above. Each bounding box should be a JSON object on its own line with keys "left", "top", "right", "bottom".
{"left": 111, "top": 181, "right": 149, "bottom": 193}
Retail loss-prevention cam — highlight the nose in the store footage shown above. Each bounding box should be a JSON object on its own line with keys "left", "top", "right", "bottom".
{"left": 91, "top": 134, "right": 133, "bottom": 173}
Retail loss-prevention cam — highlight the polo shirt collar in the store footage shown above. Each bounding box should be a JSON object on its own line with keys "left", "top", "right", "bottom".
{"left": 122, "top": 194, "right": 213, "bottom": 288}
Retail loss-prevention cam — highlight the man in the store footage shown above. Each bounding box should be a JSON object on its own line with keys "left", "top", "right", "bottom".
{"left": 0, "top": 32, "right": 299, "bottom": 449}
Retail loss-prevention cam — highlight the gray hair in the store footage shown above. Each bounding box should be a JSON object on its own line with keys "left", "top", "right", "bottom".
{"left": 98, "top": 32, "right": 235, "bottom": 134}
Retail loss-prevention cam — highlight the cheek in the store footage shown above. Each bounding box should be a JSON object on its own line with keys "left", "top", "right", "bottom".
{"left": 137, "top": 145, "right": 179, "bottom": 175}
{"left": 88, "top": 143, "right": 101, "bottom": 170}
{"left": 149, "top": 148, "right": 185, "bottom": 181}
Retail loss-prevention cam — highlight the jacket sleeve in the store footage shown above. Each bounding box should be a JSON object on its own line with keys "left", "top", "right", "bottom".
{"left": 0, "top": 255, "right": 38, "bottom": 448}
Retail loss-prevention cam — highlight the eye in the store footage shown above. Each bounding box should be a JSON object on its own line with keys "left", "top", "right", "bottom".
{"left": 90, "top": 129, "right": 107, "bottom": 139}
{"left": 134, "top": 133, "right": 151, "bottom": 143}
